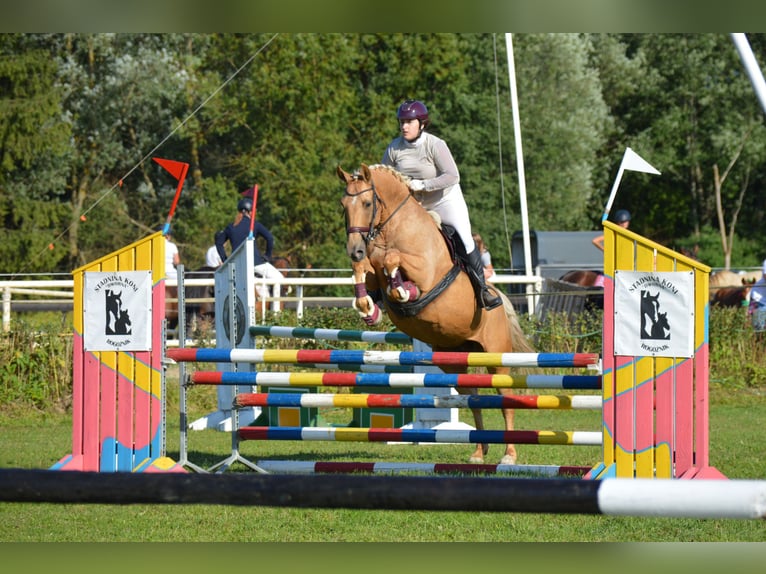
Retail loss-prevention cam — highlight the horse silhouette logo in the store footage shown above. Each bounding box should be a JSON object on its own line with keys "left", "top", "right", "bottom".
{"left": 640, "top": 290, "right": 670, "bottom": 340}
{"left": 105, "top": 288, "right": 132, "bottom": 335}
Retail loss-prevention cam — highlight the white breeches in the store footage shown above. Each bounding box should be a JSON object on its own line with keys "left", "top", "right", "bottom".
{"left": 420, "top": 184, "right": 476, "bottom": 255}
{"left": 254, "top": 262, "right": 283, "bottom": 312}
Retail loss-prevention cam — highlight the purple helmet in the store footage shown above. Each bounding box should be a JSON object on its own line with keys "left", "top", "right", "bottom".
{"left": 397, "top": 99, "right": 429, "bottom": 128}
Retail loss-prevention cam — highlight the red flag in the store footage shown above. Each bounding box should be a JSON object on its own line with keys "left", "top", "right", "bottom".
{"left": 153, "top": 157, "right": 189, "bottom": 226}
{"left": 153, "top": 158, "right": 188, "bottom": 181}
{"left": 240, "top": 184, "right": 259, "bottom": 200}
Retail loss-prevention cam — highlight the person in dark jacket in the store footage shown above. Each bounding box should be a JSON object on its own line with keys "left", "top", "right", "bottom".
{"left": 216, "top": 197, "right": 283, "bottom": 310}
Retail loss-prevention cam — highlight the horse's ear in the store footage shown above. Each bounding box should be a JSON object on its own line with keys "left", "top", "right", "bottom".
{"left": 361, "top": 164, "right": 372, "bottom": 181}
{"left": 337, "top": 165, "right": 350, "bottom": 183}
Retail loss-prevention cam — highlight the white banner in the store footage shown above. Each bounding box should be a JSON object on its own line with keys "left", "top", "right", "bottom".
{"left": 84, "top": 271, "right": 153, "bottom": 351}
{"left": 614, "top": 270, "right": 695, "bottom": 358}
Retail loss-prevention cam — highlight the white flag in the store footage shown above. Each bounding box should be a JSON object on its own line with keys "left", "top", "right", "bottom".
{"left": 623, "top": 147, "right": 660, "bottom": 175}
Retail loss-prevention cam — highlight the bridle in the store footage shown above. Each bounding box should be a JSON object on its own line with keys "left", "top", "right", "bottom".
{"left": 344, "top": 175, "right": 411, "bottom": 244}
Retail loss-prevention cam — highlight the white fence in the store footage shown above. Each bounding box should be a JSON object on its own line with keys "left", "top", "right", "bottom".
{"left": 0, "top": 270, "right": 544, "bottom": 333}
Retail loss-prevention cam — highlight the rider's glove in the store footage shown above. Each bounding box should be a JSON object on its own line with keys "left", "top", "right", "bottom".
{"left": 409, "top": 179, "right": 426, "bottom": 192}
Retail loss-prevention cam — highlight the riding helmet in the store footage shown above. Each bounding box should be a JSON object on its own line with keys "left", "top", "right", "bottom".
{"left": 397, "top": 99, "right": 430, "bottom": 129}
{"left": 237, "top": 198, "right": 253, "bottom": 213}
{"left": 614, "top": 209, "right": 631, "bottom": 223}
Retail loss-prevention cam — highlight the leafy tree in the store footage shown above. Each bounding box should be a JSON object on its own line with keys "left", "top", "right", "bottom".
{"left": 606, "top": 33, "right": 766, "bottom": 268}
{"left": 3, "top": 33, "right": 766, "bottom": 278}
{"left": 0, "top": 34, "right": 71, "bottom": 276}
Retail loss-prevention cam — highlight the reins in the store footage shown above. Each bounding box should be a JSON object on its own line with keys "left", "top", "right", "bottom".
{"left": 344, "top": 176, "right": 412, "bottom": 244}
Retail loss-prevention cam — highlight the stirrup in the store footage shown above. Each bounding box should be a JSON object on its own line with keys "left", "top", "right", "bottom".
{"left": 480, "top": 288, "right": 502, "bottom": 310}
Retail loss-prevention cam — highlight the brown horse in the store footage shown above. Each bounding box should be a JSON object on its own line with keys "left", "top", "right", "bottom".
{"left": 558, "top": 270, "right": 605, "bottom": 311}
{"left": 164, "top": 285, "right": 179, "bottom": 333}
{"left": 337, "top": 163, "right": 534, "bottom": 465}
{"left": 710, "top": 270, "right": 755, "bottom": 308}
{"left": 185, "top": 266, "right": 218, "bottom": 332}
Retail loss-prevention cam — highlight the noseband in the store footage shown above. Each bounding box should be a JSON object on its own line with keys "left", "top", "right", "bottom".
{"left": 344, "top": 175, "right": 411, "bottom": 244}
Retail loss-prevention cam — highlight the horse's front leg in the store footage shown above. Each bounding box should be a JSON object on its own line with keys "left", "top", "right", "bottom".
{"left": 351, "top": 259, "right": 382, "bottom": 326}
{"left": 446, "top": 363, "right": 488, "bottom": 463}
{"left": 383, "top": 250, "right": 419, "bottom": 303}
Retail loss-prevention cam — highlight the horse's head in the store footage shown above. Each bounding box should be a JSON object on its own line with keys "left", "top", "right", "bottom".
{"left": 338, "top": 163, "right": 415, "bottom": 263}
{"left": 338, "top": 164, "right": 380, "bottom": 262}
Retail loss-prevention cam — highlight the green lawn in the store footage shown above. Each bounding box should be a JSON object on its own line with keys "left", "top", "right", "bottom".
{"left": 1, "top": 384, "right": 765, "bottom": 543}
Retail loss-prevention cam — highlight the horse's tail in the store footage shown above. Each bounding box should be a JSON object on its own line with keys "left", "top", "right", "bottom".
{"left": 499, "top": 291, "right": 535, "bottom": 353}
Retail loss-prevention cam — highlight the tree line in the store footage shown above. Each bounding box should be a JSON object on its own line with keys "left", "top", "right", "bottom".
{"left": 2, "top": 33, "right": 765, "bottom": 278}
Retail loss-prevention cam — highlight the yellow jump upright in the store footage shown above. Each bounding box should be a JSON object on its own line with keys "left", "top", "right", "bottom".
{"left": 589, "top": 221, "right": 724, "bottom": 479}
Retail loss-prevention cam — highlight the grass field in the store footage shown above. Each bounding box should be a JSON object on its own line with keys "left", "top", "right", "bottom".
{"left": 1, "top": 368, "right": 765, "bottom": 543}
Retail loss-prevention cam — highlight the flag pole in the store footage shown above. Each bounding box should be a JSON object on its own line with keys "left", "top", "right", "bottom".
{"left": 248, "top": 184, "right": 259, "bottom": 238}
{"left": 152, "top": 158, "right": 190, "bottom": 235}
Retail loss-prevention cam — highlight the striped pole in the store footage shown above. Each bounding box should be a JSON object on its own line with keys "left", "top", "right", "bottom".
{"left": 237, "top": 426, "right": 603, "bottom": 446}
{"left": 191, "top": 370, "right": 602, "bottom": 390}
{"left": 250, "top": 325, "right": 413, "bottom": 345}
{"left": 167, "top": 348, "right": 600, "bottom": 369}
{"left": 235, "top": 392, "right": 602, "bottom": 410}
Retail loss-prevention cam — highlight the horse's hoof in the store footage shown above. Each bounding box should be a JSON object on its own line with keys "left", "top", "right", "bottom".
{"left": 390, "top": 286, "right": 408, "bottom": 302}
{"left": 362, "top": 304, "right": 381, "bottom": 326}
{"left": 402, "top": 281, "right": 419, "bottom": 302}
{"left": 499, "top": 455, "right": 516, "bottom": 465}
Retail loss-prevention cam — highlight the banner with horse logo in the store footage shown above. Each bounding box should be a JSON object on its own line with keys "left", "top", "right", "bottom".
{"left": 614, "top": 270, "right": 694, "bottom": 358}
{"left": 84, "top": 271, "right": 152, "bottom": 351}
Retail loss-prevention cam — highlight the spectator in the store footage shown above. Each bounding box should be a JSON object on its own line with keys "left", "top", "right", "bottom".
{"left": 215, "top": 196, "right": 283, "bottom": 311}
{"left": 593, "top": 209, "right": 631, "bottom": 252}
{"left": 205, "top": 232, "right": 224, "bottom": 268}
{"left": 748, "top": 258, "right": 766, "bottom": 331}
{"left": 156, "top": 225, "right": 180, "bottom": 280}
{"left": 472, "top": 232, "right": 497, "bottom": 282}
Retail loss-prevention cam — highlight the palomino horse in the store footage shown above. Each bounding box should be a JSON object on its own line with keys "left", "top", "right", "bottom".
{"left": 337, "top": 163, "right": 534, "bottom": 465}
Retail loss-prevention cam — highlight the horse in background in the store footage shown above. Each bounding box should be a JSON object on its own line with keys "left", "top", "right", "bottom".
{"left": 558, "top": 269, "right": 605, "bottom": 311}
{"left": 710, "top": 270, "right": 756, "bottom": 308}
{"left": 338, "top": 163, "right": 535, "bottom": 465}
{"left": 164, "top": 285, "right": 180, "bottom": 333}
{"left": 184, "top": 266, "right": 218, "bottom": 332}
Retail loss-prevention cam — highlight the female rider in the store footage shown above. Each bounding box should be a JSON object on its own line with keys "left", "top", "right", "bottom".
{"left": 381, "top": 99, "right": 501, "bottom": 310}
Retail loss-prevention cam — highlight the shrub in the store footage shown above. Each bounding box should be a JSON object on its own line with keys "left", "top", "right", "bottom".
{"left": 0, "top": 318, "right": 72, "bottom": 413}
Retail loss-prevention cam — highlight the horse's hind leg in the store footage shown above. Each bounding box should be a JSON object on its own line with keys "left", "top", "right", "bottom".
{"left": 498, "top": 391, "right": 517, "bottom": 465}
{"left": 466, "top": 392, "right": 490, "bottom": 463}
{"left": 493, "top": 365, "right": 518, "bottom": 465}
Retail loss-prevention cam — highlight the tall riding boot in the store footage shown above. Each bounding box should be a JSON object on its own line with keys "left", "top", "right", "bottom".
{"left": 466, "top": 249, "right": 502, "bottom": 310}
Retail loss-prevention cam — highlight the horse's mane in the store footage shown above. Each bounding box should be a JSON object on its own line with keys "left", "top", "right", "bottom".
{"left": 363, "top": 164, "right": 412, "bottom": 186}
{"left": 363, "top": 163, "right": 440, "bottom": 225}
